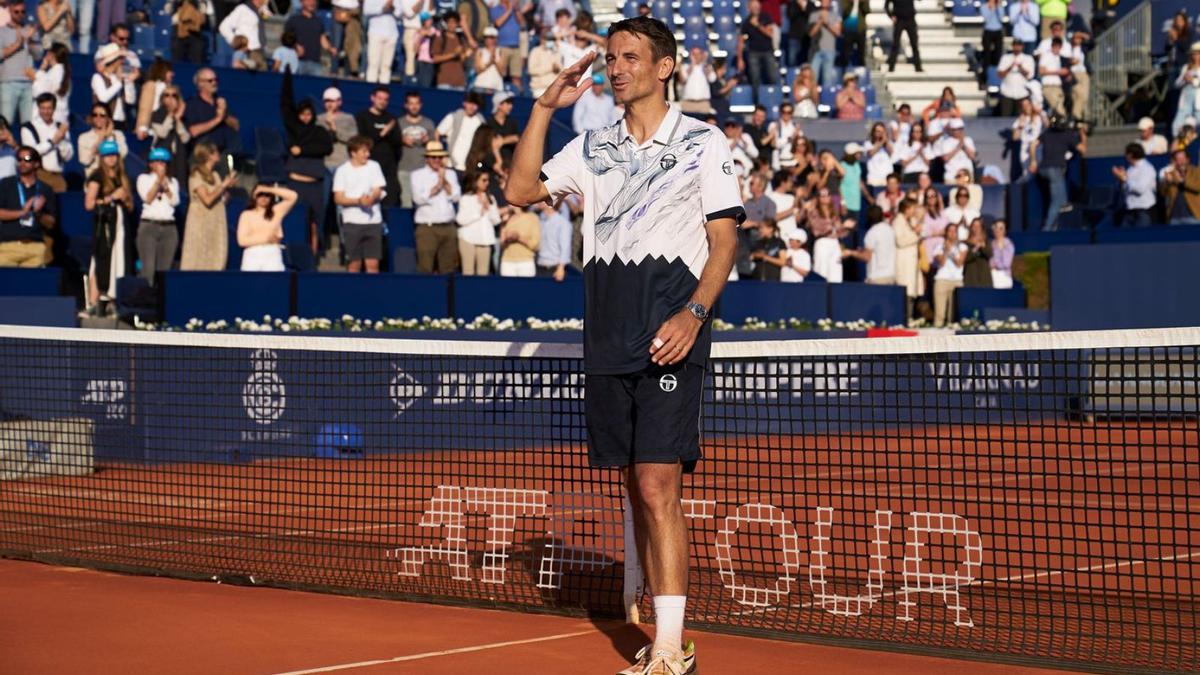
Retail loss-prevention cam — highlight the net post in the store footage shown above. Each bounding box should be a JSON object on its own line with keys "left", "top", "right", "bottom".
{"left": 622, "top": 489, "right": 643, "bottom": 624}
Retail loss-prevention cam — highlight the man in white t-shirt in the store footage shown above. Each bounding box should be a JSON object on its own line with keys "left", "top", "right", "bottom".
{"left": 676, "top": 46, "right": 714, "bottom": 114}
{"left": 847, "top": 206, "right": 896, "bottom": 285}
{"left": 780, "top": 229, "right": 811, "bottom": 282}
{"left": 1038, "top": 37, "right": 1069, "bottom": 117}
{"left": 932, "top": 222, "right": 968, "bottom": 327}
{"left": 937, "top": 118, "right": 976, "bottom": 182}
{"left": 436, "top": 91, "right": 485, "bottom": 174}
{"left": 767, "top": 171, "right": 797, "bottom": 234}
{"left": 332, "top": 135, "right": 388, "bottom": 273}
{"left": 997, "top": 41, "right": 1035, "bottom": 117}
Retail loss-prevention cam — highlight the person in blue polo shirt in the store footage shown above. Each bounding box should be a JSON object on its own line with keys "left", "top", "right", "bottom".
{"left": 0, "top": 145, "right": 56, "bottom": 267}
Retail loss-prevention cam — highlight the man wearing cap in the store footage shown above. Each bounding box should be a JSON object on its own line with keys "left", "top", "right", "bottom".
{"left": 936, "top": 118, "right": 976, "bottom": 182}
{"left": 0, "top": 1, "right": 37, "bottom": 128}
{"left": 488, "top": 90, "right": 519, "bottom": 169}
{"left": 506, "top": 16, "right": 742, "bottom": 673}
{"left": 135, "top": 147, "right": 181, "bottom": 283}
{"left": 20, "top": 93, "right": 71, "bottom": 194}
{"left": 356, "top": 86, "right": 403, "bottom": 206}
{"left": 1136, "top": 117, "right": 1168, "bottom": 156}
{"left": 997, "top": 41, "right": 1035, "bottom": 117}
{"left": 847, "top": 205, "right": 896, "bottom": 285}
{"left": 284, "top": 0, "right": 339, "bottom": 77}
{"left": 333, "top": 135, "right": 388, "bottom": 273}
{"left": 410, "top": 139, "right": 460, "bottom": 273}
{"left": 320, "top": 86, "right": 358, "bottom": 170}
{"left": 435, "top": 90, "right": 485, "bottom": 176}
{"left": 572, "top": 73, "right": 615, "bottom": 133}
{"left": 397, "top": 91, "right": 435, "bottom": 208}
{"left": 0, "top": 146, "right": 55, "bottom": 268}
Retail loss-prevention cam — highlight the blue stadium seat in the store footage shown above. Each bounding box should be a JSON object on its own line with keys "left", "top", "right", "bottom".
{"left": 729, "top": 85, "right": 754, "bottom": 113}
{"left": 980, "top": 184, "right": 1007, "bottom": 220}
{"left": 819, "top": 85, "right": 839, "bottom": 115}
{"left": 0, "top": 268, "right": 61, "bottom": 296}
{"left": 651, "top": 0, "right": 673, "bottom": 22}
{"left": 862, "top": 84, "right": 876, "bottom": 106}
{"left": 682, "top": 14, "right": 705, "bottom": 36}
{"left": 864, "top": 104, "right": 883, "bottom": 120}
{"left": 710, "top": 0, "right": 737, "bottom": 17}
{"left": 985, "top": 66, "right": 1000, "bottom": 94}
{"left": 622, "top": 0, "right": 639, "bottom": 18}
{"left": 677, "top": 0, "right": 704, "bottom": 19}
{"left": 132, "top": 24, "right": 155, "bottom": 53}
{"left": 683, "top": 30, "right": 708, "bottom": 51}
{"left": 756, "top": 85, "right": 783, "bottom": 117}
{"left": 951, "top": 0, "right": 983, "bottom": 25}
{"left": 713, "top": 18, "right": 739, "bottom": 55}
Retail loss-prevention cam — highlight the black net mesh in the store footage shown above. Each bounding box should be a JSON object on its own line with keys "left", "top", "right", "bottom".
{"left": 0, "top": 327, "right": 1195, "bottom": 672}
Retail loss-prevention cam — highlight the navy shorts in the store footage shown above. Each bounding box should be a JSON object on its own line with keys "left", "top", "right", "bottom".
{"left": 584, "top": 362, "right": 705, "bottom": 473}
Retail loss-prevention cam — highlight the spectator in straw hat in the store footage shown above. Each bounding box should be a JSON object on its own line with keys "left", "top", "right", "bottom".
{"left": 411, "top": 139, "right": 461, "bottom": 273}
{"left": 835, "top": 71, "right": 865, "bottom": 120}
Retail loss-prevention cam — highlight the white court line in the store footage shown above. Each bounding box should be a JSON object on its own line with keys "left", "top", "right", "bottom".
{"left": 269, "top": 626, "right": 599, "bottom": 674}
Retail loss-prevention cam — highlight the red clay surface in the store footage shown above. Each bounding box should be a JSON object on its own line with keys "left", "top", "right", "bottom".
{"left": 0, "top": 422, "right": 1196, "bottom": 671}
{"left": 0, "top": 558, "right": 1071, "bottom": 675}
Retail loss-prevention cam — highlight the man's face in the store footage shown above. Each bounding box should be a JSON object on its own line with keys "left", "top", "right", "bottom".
{"left": 302, "top": 0, "right": 317, "bottom": 12}
{"left": 780, "top": 105, "right": 794, "bottom": 119}
{"left": 723, "top": 124, "right": 739, "bottom": 139}
{"left": 1141, "top": 126, "right": 1152, "bottom": 139}
{"left": 16, "top": 150, "right": 37, "bottom": 176}
{"left": 371, "top": 90, "right": 390, "bottom": 111}
{"left": 324, "top": 97, "right": 341, "bottom": 113}
{"left": 752, "top": 109, "right": 765, "bottom": 125}
{"left": 606, "top": 31, "right": 672, "bottom": 106}
{"left": 1051, "top": 43, "right": 1061, "bottom": 54}
{"left": 498, "top": 99, "right": 513, "bottom": 116}
{"left": 37, "top": 101, "right": 53, "bottom": 122}
{"left": 1051, "top": 24, "right": 1063, "bottom": 38}
{"left": 197, "top": 70, "right": 218, "bottom": 94}
{"left": 405, "top": 96, "right": 422, "bottom": 116}
{"left": 1174, "top": 151, "right": 1189, "bottom": 169}
{"left": 426, "top": 156, "right": 444, "bottom": 170}
{"left": 446, "top": 17, "right": 459, "bottom": 30}
{"left": 748, "top": 0, "right": 761, "bottom": 13}
{"left": 9, "top": 5, "right": 24, "bottom": 22}
{"left": 112, "top": 27, "right": 130, "bottom": 47}
{"left": 463, "top": 100, "right": 478, "bottom": 116}
{"left": 1012, "top": 43, "right": 1024, "bottom": 56}
{"left": 690, "top": 47, "right": 703, "bottom": 63}
{"left": 298, "top": 107, "right": 314, "bottom": 125}
{"left": 887, "top": 177, "right": 899, "bottom": 192}
{"left": 898, "top": 106, "right": 911, "bottom": 120}
{"left": 351, "top": 146, "right": 370, "bottom": 164}
{"left": 750, "top": 176, "right": 764, "bottom": 194}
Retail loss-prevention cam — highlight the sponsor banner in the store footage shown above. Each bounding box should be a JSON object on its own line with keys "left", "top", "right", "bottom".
{"left": 0, "top": 417, "right": 94, "bottom": 480}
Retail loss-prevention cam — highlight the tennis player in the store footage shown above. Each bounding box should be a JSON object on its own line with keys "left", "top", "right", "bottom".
{"left": 505, "top": 16, "right": 743, "bottom": 675}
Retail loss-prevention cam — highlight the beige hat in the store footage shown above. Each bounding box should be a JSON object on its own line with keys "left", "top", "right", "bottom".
{"left": 424, "top": 140, "right": 449, "bottom": 158}
{"left": 844, "top": 142, "right": 863, "bottom": 155}
{"left": 1137, "top": 117, "right": 1155, "bottom": 131}
{"left": 94, "top": 43, "right": 123, "bottom": 65}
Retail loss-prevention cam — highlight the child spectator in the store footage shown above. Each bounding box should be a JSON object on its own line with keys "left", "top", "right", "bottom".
{"left": 272, "top": 31, "right": 300, "bottom": 74}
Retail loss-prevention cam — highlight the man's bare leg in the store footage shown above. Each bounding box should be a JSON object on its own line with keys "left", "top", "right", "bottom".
{"left": 626, "top": 462, "right": 688, "bottom": 656}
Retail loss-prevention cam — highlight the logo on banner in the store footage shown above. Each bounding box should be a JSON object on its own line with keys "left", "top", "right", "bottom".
{"left": 243, "top": 349, "right": 286, "bottom": 424}
{"left": 390, "top": 367, "right": 425, "bottom": 416}
{"left": 659, "top": 374, "right": 678, "bottom": 392}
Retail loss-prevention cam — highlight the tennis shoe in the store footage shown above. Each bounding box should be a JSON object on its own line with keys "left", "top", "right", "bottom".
{"left": 618, "top": 641, "right": 696, "bottom": 675}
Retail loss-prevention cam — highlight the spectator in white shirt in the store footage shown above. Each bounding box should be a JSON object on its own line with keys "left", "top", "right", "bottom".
{"left": 846, "top": 205, "right": 897, "bottom": 285}
{"left": 932, "top": 223, "right": 968, "bottom": 327}
{"left": 896, "top": 122, "right": 930, "bottom": 183}
{"left": 676, "top": 46, "right": 715, "bottom": 115}
{"left": 572, "top": 73, "right": 615, "bottom": 134}
{"left": 997, "top": 41, "right": 1035, "bottom": 117}
{"left": 1012, "top": 97, "right": 1046, "bottom": 177}
{"left": 219, "top": 0, "right": 268, "bottom": 69}
{"left": 135, "top": 147, "right": 181, "bottom": 283}
{"left": 31, "top": 43, "right": 69, "bottom": 127}
{"left": 864, "top": 122, "right": 894, "bottom": 188}
{"left": 1067, "top": 30, "right": 1089, "bottom": 122}
{"left": 780, "top": 229, "right": 811, "bottom": 282}
{"left": 1112, "top": 142, "right": 1156, "bottom": 228}
{"left": 1033, "top": 20, "right": 1068, "bottom": 58}
{"left": 889, "top": 103, "right": 914, "bottom": 145}
{"left": 723, "top": 118, "right": 758, "bottom": 178}
{"left": 768, "top": 102, "right": 799, "bottom": 170}
{"left": 937, "top": 118, "right": 976, "bottom": 182}
{"left": 91, "top": 44, "right": 138, "bottom": 128}
{"left": 1038, "top": 37, "right": 1069, "bottom": 117}
{"left": 20, "top": 93, "right": 70, "bottom": 192}
{"left": 410, "top": 140, "right": 461, "bottom": 273}
{"left": 333, "top": 136, "right": 388, "bottom": 273}
{"left": 767, "top": 171, "right": 798, "bottom": 234}
{"left": 364, "top": 0, "right": 402, "bottom": 84}
{"left": 1135, "top": 117, "right": 1168, "bottom": 156}
{"left": 454, "top": 170, "right": 500, "bottom": 275}
{"left": 77, "top": 101, "right": 128, "bottom": 172}
{"left": 400, "top": 0, "right": 430, "bottom": 81}
{"left": 436, "top": 90, "right": 485, "bottom": 175}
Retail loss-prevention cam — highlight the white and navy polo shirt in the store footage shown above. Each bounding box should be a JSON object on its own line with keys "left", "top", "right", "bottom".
{"left": 540, "top": 103, "right": 746, "bottom": 374}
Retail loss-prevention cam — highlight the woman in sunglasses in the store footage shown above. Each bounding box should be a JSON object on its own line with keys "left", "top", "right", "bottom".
{"left": 77, "top": 102, "right": 127, "bottom": 172}
{"left": 83, "top": 139, "right": 133, "bottom": 315}
{"left": 148, "top": 84, "right": 189, "bottom": 180}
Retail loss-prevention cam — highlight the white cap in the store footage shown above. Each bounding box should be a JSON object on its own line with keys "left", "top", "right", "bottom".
{"left": 844, "top": 142, "right": 863, "bottom": 155}
{"left": 323, "top": 87, "right": 342, "bottom": 101}
{"left": 949, "top": 118, "right": 966, "bottom": 130}
{"left": 1137, "top": 117, "right": 1155, "bottom": 130}
{"left": 483, "top": 26, "right": 498, "bottom": 37}
{"left": 493, "top": 90, "right": 513, "bottom": 110}
{"left": 1185, "top": 116, "right": 1198, "bottom": 128}
{"left": 787, "top": 229, "right": 808, "bottom": 245}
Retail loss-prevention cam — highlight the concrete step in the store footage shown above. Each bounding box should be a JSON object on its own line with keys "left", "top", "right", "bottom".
{"left": 865, "top": 13, "right": 954, "bottom": 29}
{"left": 881, "top": 68, "right": 976, "bottom": 82}
{"left": 884, "top": 79, "right": 985, "bottom": 99}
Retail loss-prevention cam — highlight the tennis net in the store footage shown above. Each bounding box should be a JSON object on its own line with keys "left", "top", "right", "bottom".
{"left": 0, "top": 325, "right": 1196, "bottom": 672}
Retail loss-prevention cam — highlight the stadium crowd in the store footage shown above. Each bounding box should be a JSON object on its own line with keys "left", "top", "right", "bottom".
{"left": 0, "top": 0, "right": 1195, "bottom": 325}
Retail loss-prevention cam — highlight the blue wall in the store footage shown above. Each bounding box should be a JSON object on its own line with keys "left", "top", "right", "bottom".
{"left": 1051, "top": 241, "right": 1200, "bottom": 330}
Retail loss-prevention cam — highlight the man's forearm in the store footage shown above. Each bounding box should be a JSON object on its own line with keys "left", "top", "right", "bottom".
{"left": 690, "top": 221, "right": 738, "bottom": 310}
{"left": 505, "top": 103, "right": 554, "bottom": 205}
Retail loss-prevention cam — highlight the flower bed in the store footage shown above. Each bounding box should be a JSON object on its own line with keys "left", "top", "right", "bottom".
{"left": 133, "top": 314, "right": 1048, "bottom": 334}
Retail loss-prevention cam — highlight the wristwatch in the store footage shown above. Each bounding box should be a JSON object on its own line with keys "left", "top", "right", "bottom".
{"left": 685, "top": 302, "right": 709, "bottom": 322}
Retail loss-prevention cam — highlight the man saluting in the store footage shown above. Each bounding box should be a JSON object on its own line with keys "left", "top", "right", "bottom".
{"left": 505, "top": 16, "right": 743, "bottom": 675}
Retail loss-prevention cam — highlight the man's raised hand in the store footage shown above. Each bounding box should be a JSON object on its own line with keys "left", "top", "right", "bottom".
{"left": 536, "top": 51, "right": 598, "bottom": 111}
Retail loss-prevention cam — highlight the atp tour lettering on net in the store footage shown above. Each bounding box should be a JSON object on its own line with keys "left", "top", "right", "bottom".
{"left": 390, "top": 486, "right": 983, "bottom": 627}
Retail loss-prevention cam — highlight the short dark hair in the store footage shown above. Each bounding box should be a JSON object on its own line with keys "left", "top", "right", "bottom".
{"left": 555, "top": 8, "right": 571, "bottom": 18}
{"left": 606, "top": 16, "right": 677, "bottom": 72}
{"left": 372, "top": 86, "right": 389, "bottom": 97}
{"left": 282, "top": 31, "right": 297, "bottom": 47}
{"left": 17, "top": 146, "right": 40, "bottom": 164}
{"left": 464, "top": 91, "right": 483, "bottom": 107}
{"left": 1051, "top": 37, "right": 1062, "bottom": 46}
{"left": 442, "top": 10, "right": 460, "bottom": 21}
{"left": 35, "top": 93, "right": 56, "bottom": 107}
{"left": 771, "top": 171, "right": 792, "bottom": 190}
{"left": 753, "top": 104, "right": 766, "bottom": 114}
{"left": 347, "top": 135, "right": 374, "bottom": 153}
{"left": 404, "top": 90, "right": 421, "bottom": 101}
{"left": 866, "top": 205, "right": 884, "bottom": 224}
{"left": 1126, "top": 143, "right": 1146, "bottom": 160}
{"left": 110, "top": 22, "right": 129, "bottom": 35}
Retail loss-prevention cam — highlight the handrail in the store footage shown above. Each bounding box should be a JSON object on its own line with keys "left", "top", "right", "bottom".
{"left": 1087, "top": 1, "right": 1152, "bottom": 127}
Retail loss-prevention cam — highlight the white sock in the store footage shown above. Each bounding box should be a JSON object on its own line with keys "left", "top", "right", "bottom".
{"left": 652, "top": 595, "right": 686, "bottom": 654}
